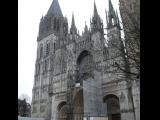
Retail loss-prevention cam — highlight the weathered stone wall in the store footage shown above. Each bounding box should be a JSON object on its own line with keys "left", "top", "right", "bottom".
{"left": 83, "top": 71, "right": 104, "bottom": 117}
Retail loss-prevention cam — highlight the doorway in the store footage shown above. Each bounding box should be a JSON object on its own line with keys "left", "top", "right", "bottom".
{"left": 103, "top": 94, "right": 121, "bottom": 120}
{"left": 57, "top": 101, "right": 67, "bottom": 120}
{"left": 73, "top": 90, "right": 84, "bottom": 120}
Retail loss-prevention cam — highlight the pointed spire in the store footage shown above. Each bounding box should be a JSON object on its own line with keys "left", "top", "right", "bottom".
{"left": 105, "top": 9, "right": 109, "bottom": 29}
{"left": 105, "top": 9, "right": 108, "bottom": 25}
{"left": 116, "top": 10, "right": 121, "bottom": 29}
{"left": 47, "top": 0, "right": 63, "bottom": 17}
{"left": 107, "top": 0, "right": 119, "bottom": 29}
{"left": 64, "top": 16, "right": 68, "bottom": 22}
{"left": 94, "top": 0, "right": 98, "bottom": 17}
{"left": 108, "top": 0, "right": 114, "bottom": 13}
{"left": 108, "top": 0, "right": 116, "bottom": 17}
{"left": 71, "top": 13, "right": 75, "bottom": 26}
{"left": 70, "top": 13, "right": 77, "bottom": 34}
{"left": 91, "top": 0, "right": 103, "bottom": 33}
{"left": 84, "top": 21, "right": 88, "bottom": 33}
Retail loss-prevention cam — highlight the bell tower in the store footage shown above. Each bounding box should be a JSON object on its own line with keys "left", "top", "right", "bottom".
{"left": 32, "top": 0, "right": 68, "bottom": 119}
{"left": 106, "top": 0, "right": 124, "bottom": 59}
{"left": 90, "top": 0, "right": 106, "bottom": 52}
{"left": 90, "top": 0, "right": 104, "bottom": 34}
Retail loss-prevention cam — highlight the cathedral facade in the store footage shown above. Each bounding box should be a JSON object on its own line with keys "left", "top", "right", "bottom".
{"left": 31, "top": 0, "right": 140, "bottom": 120}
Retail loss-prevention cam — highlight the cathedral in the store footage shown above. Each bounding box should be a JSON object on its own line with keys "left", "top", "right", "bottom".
{"left": 31, "top": 0, "right": 140, "bottom": 120}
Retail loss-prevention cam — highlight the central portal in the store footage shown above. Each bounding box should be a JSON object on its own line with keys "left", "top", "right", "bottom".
{"left": 73, "top": 90, "right": 84, "bottom": 120}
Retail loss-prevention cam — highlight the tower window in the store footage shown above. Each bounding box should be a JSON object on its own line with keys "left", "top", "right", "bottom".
{"left": 46, "top": 42, "right": 50, "bottom": 56}
{"left": 57, "top": 20, "right": 60, "bottom": 31}
{"left": 37, "top": 63, "right": 40, "bottom": 74}
{"left": 44, "top": 60, "right": 47, "bottom": 72}
{"left": 54, "top": 43, "right": 55, "bottom": 53}
{"left": 54, "top": 18, "right": 56, "bottom": 30}
{"left": 40, "top": 45, "right": 43, "bottom": 59}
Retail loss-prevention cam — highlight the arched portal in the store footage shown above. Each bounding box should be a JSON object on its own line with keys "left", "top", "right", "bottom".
{"left": 57, "top": 101, "right": 67, "bottom": 120}
{"left": 103, "top": 94, "right": 121, "bottom": 120}
{"left": 76, "top": 50, "right": 94, "bottom": 83}
{"left": 73, "top": 90, "right": 84, "bottom": 120}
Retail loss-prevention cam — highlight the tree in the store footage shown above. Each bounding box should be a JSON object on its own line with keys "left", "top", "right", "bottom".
{"left": 19, "top": 94, "right": 31, "bottom": 104}
{"left": 111, "top": 0, "right": 140, "bottom": 80}
{"left": 18, "top": 99, "right": 31, "bottom": 117}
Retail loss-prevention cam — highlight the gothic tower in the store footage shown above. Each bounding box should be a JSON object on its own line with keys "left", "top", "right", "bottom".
{"left": 106, "top": 0, "right": 122, "bottom": 58}
{"left": 105, "top": 0, "right": 126, "bottom": 78}
{"left": 31, "top": 0, "right": 68, "bottom": 119}
{"left": 102, "top": 1, "right": 136, "bottom": 120}
{"left": 90, "top": 0, "right": 105, "bottom": 52}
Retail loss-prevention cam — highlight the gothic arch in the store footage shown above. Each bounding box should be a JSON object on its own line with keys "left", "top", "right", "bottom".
{"left": 77, "top": 50, "right": 92, "bottom": 65}
{"left": 103, "top": 94, "right": 121, "bottom": 120}
{"left": 57, "top": 101, "right": 67, "bottom": 111}
{"left": 76, "top": 49, "right": 93, "bottom": 62}
{"left": 103, "top": 94, "right": 119, "bottom": 103}
{"left": 57, "top": 101, "right": 67, "bottom": 120}
{"left": 39, "top": 44, "right": 43, "bottom": 59}
{"left": 76, "top": 50, "right": 94, "bottom": 82}
{"left": 46, "top": 41, "right": 50, "bottom": 56}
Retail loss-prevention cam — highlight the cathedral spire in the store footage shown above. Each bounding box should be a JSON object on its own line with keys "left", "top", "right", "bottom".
{"left": 71, "top": 13, "right": 75, "bottom": 27}
{"left": 108, "top": 0, "right": 115, "bottom": 14}
{"left": 105, "top": 9, "right": 109, "bottom": 27}
{"left": 70, "top": 13, "right": 77, "bottom": 34}
{"left": 116, "top": 10, "right": 121, "bottom": 29}
{"left": 47, "top": 0, "right": 63, "bottom": 17}
{"left": 84, "top": 21, "right": 88, "bottom": 34}
{"left": 91, "top": 0, "right": 103, "bottom": 33}
{"left": 106, "top": 0, "right": 119, "bottom": 29}
{"left": 93, "top": 0, "right": 98, "bottom": 17}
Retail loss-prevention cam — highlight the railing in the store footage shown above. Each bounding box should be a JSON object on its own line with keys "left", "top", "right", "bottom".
{"left": 18, "top": 117, "right": 45, "bottom": 120}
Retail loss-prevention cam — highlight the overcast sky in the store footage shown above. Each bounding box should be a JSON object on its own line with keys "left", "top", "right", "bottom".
{"left": 18, "top": 0, "right": 120, "bottom": 101}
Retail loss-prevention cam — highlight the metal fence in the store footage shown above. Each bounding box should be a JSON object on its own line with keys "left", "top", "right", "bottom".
{"left": 18, "top": 116, "right": 45, "bottom": 120}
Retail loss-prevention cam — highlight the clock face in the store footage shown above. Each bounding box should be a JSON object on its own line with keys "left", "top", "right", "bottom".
{"left": 92, "top": 32, "right": 101, "bottom": 50}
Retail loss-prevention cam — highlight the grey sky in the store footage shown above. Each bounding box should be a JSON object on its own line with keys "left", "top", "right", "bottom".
{"left": 18, "top": 0, "right": 120, "bottom": 100}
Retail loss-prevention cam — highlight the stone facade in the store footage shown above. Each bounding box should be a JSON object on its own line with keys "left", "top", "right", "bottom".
{"left": 31, "top": 0, "right": 140, "bottom": 120}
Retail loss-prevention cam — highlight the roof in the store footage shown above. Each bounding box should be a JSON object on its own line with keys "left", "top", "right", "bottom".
{"left": 47, "top": 0, "right": 63, "bottom": 17}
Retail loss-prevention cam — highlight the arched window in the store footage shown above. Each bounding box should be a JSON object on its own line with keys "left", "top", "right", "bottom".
{"left": 77, "top": 50, "right": 93, "bottom": 81}
{"left": 103, "top": 47, "right": 109, "bottom": 60}
{"left": 54, "top": 18, "right": 56, "bottom": 30}
{"left": 44, "top": 60, "right": 47, "bottom": 72}
{"left": 37, "top": 63, "right": 40, "bottom": 74}
{"left": 40, "top": 45, "right": 43, "bottom": 59}
{"left": 54, "top": 42, "right": 56, "bottom": 53}
{"left": 46, "top": 42, "right": 50, "bottom": 56}
{"left": 57, "top": 20, "right": 59, "bottom": 31}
